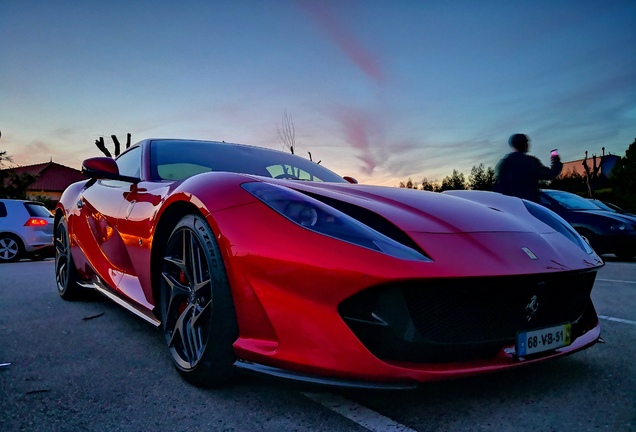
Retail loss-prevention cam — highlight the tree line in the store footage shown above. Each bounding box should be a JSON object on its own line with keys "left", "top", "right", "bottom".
{"left": 398, "top": 163, "right": 495, "bottom": 192}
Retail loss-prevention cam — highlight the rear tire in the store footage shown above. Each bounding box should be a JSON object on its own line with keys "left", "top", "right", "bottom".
{"left": 55, "top": 219, "right": 81, "bottom": 299}
{"left": 0, "top": 234, "right": 23, "bottom": 263}
{"left": 159, "top": 214, "right": 238, "bottom": 387}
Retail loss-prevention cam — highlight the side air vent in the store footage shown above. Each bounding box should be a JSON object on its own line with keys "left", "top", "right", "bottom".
{"left": 302, "top": 192, "right": 430, "bottom": 258}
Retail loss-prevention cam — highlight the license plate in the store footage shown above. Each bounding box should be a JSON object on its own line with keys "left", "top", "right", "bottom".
{"left": 516, "top": 323, "right": 571, "bottom": 357}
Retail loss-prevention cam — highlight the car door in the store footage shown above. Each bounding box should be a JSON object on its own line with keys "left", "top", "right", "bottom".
{"left": 116, "top": 179, "right": 170, "bottom": 310}
{"left": 71, "top": 147, "right": 141, "bottom": 291}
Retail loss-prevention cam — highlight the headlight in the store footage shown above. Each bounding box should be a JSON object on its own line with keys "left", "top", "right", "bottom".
{"left": 242, "top": 182, "right": 430, "bottom": 261}
{"left": 610, "top": 223, "right": 634, "bottom": 232}
{"left": 523, "top": 200, "right": 594, "bottom": 254}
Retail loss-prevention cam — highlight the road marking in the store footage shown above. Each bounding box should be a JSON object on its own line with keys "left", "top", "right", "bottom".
{"left": 597, "top": 278, "right": 636, "bottom": 284}
{"left": 599, "top": 315, "right": 636, "bottom": 326}
{"left": 303, "top": 392, "right": 417, "bottom": 432}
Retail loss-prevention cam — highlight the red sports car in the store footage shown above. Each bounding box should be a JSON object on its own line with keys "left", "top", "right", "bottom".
{"left": 54, "top": 139, "right": 604, "bottom": 389}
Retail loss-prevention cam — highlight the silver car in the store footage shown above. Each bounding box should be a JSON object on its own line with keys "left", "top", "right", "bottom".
{"left": 0, "top": 199, "right": 54, "bottom": 262}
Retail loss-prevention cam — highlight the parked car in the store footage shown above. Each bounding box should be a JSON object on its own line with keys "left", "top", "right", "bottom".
{"left": 540, "top": 189, "right": 636, "bottom": 260}
{"left": 55, "top": 139, "right": 603, "bottom": 389}
{"left": 0, "top": 199, "right": 55, "bottom": 262}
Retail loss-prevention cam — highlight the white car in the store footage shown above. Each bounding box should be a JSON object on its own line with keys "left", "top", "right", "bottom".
{"left": 0, "top": 199, "right": 54, "bottom": 262}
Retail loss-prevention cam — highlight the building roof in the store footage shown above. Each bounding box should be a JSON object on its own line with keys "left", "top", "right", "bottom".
{"left": 560, "top": 154, "right": 620, "bottom": 178}
{"left": 1, "top": 161, "right": 85, "bottom": 192}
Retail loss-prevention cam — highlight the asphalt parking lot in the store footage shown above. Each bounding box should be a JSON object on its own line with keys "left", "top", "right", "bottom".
{"left": 0, "top": 258, "right": 634, "bottom": 432}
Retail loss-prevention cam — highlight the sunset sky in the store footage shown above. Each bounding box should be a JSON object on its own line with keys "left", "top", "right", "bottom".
{"left": 1, "top": 1, "right": 635, "bottom": 186}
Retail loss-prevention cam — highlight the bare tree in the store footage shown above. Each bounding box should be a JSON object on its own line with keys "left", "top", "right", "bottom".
{"left": 307, "top": 151, "right": 321, "bottom": 164}
{"left": 94, "top": 133, "right": 132, "bottom": 158}
{"left": 94, "top": 137, "right": 112, "bottom": 157}
{"left": 582, "top": 147, "right": 604, "bottom": 198}
{"left": 0, "top": 150, "right": 12, "bottom": 166}
{"left": 111, "top": 135, "right": 121, "bottom": 157}
{"left": 277, "top": 109, "right": 295, "bottom": 155}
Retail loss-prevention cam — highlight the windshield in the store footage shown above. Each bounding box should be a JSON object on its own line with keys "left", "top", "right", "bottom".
{"left": 591, "top": 200, "right": 622, "bottom": 213}
{"left": 543, "top": 190, "right": 601, "bottom": 210}
{"left": 150, "top": 140, "right": 347, "bottom": 183}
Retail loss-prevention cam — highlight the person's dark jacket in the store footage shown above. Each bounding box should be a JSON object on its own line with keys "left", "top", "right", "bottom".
{"left": 494, "top": 152, "right": 562, "bottom": 202}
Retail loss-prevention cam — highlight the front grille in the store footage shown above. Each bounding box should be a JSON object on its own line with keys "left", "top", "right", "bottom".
{"left": 339, "top": 271, "right": 597, "bottom": 363}
{"left": 404, "top": 272, "right": 594, "bottom": 343}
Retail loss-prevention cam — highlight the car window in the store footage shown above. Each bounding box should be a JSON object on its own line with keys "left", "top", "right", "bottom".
{"left": 265, "top": 164, "right": 323, "bottom": 181}
{"left": 115, "top": 146, "right": 142, "bottom": 178}
{"left": 157, "top": 163, "right": 211, "bottom": 180}
{"left": 0, "top": 202, "right": 6, "bottom": 218}
{"left": 150, "top": 140, "right": 346, "bottom": 183}
{"left": 24, "top": 202, "right": 53, "bottom": 218}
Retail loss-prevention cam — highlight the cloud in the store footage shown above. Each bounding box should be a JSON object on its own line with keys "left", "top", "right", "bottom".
{"left": 336, "top": 107, "right": 381, "bottom": 174}
{"left": 296, "top": 0, "right": 384, "bottom": 85}
{"left": 7, "top": 140, "right": 57, "bottom": 166}
{"left": 294, "top": 1, "right": 398, "bottom": 176}
{"left": 331, "top": 106, "right": 426, "bottom": 177}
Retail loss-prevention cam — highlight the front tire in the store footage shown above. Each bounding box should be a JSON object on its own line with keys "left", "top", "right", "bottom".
{"left": 160, "top": 214, "right": 238, "bottom": 387}
{"left": 55, "top": 219, "right": 81, "bottom": 299}
{"left": 0, "top": 234, "right": 23, "bottom": 263}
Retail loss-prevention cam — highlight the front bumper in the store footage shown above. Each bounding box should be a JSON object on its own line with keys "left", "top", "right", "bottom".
{"left": 339, "top": 271, "right": 597, "bottom": 364}
{"left": 215, "top": 203, "right": 603, "bottom": 386}
{"left": 232, "top": 269, "right": 600, "bottom": 386}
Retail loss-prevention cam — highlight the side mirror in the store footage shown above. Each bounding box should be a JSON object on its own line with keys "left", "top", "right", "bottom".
{"left": 82, "top": 157, "right": 140, "bottom": 183}
{"left": 343, "top": 176, "right": 358, "bottom": 184}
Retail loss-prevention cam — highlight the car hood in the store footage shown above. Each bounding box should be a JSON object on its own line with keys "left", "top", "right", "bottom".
{"left": 267, "top": 180, "right": 551, "bottom": 235}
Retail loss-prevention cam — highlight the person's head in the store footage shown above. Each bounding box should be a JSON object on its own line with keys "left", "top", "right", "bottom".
{"left": 508, "top": 133, "right": 529, "bottom": 153}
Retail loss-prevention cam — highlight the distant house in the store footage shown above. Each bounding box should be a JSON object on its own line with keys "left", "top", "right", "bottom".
{"left": 559, "top": 154, "right": 621, "bottom": 180}
{"left": 1, "top": 161, "right": 85, "bottom": 202}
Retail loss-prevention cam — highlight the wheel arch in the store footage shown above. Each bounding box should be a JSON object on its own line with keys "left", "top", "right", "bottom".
{"left": 0, "top": 230, "right": 24, "bottom": 243}
{"left": 54, "top": 208, "right": 64, "bottom": 231}
{"left": 150, "top": 200, "right": 204, "bottom": 317}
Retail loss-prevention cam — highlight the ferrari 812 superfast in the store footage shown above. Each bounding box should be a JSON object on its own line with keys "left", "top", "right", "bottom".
{"left": 54, "top": 139, "right": 603, "bottom": 389}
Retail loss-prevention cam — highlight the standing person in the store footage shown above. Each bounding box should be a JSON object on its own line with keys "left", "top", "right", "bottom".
{"left": 494, "top": 133, "right": 563, "bottom": 202}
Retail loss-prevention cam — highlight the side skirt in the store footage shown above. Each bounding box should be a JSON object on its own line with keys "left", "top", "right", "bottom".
{"left": 77, "top": 281, "right": 161, "bottom": 327}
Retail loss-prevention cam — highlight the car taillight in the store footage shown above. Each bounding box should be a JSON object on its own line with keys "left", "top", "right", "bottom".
{"left": 24, "top": 218, "right": 49, "bottom": 227}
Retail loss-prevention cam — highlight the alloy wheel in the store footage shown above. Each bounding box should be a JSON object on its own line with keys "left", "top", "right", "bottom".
{"left": 161, "top": 226, "right": 213, "bottom": 369}
{"left": 55, "top": 223, "right": 70, "bottom": 291}
{"left": 0, "top": 236, "right": 19, "bottom": 262}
